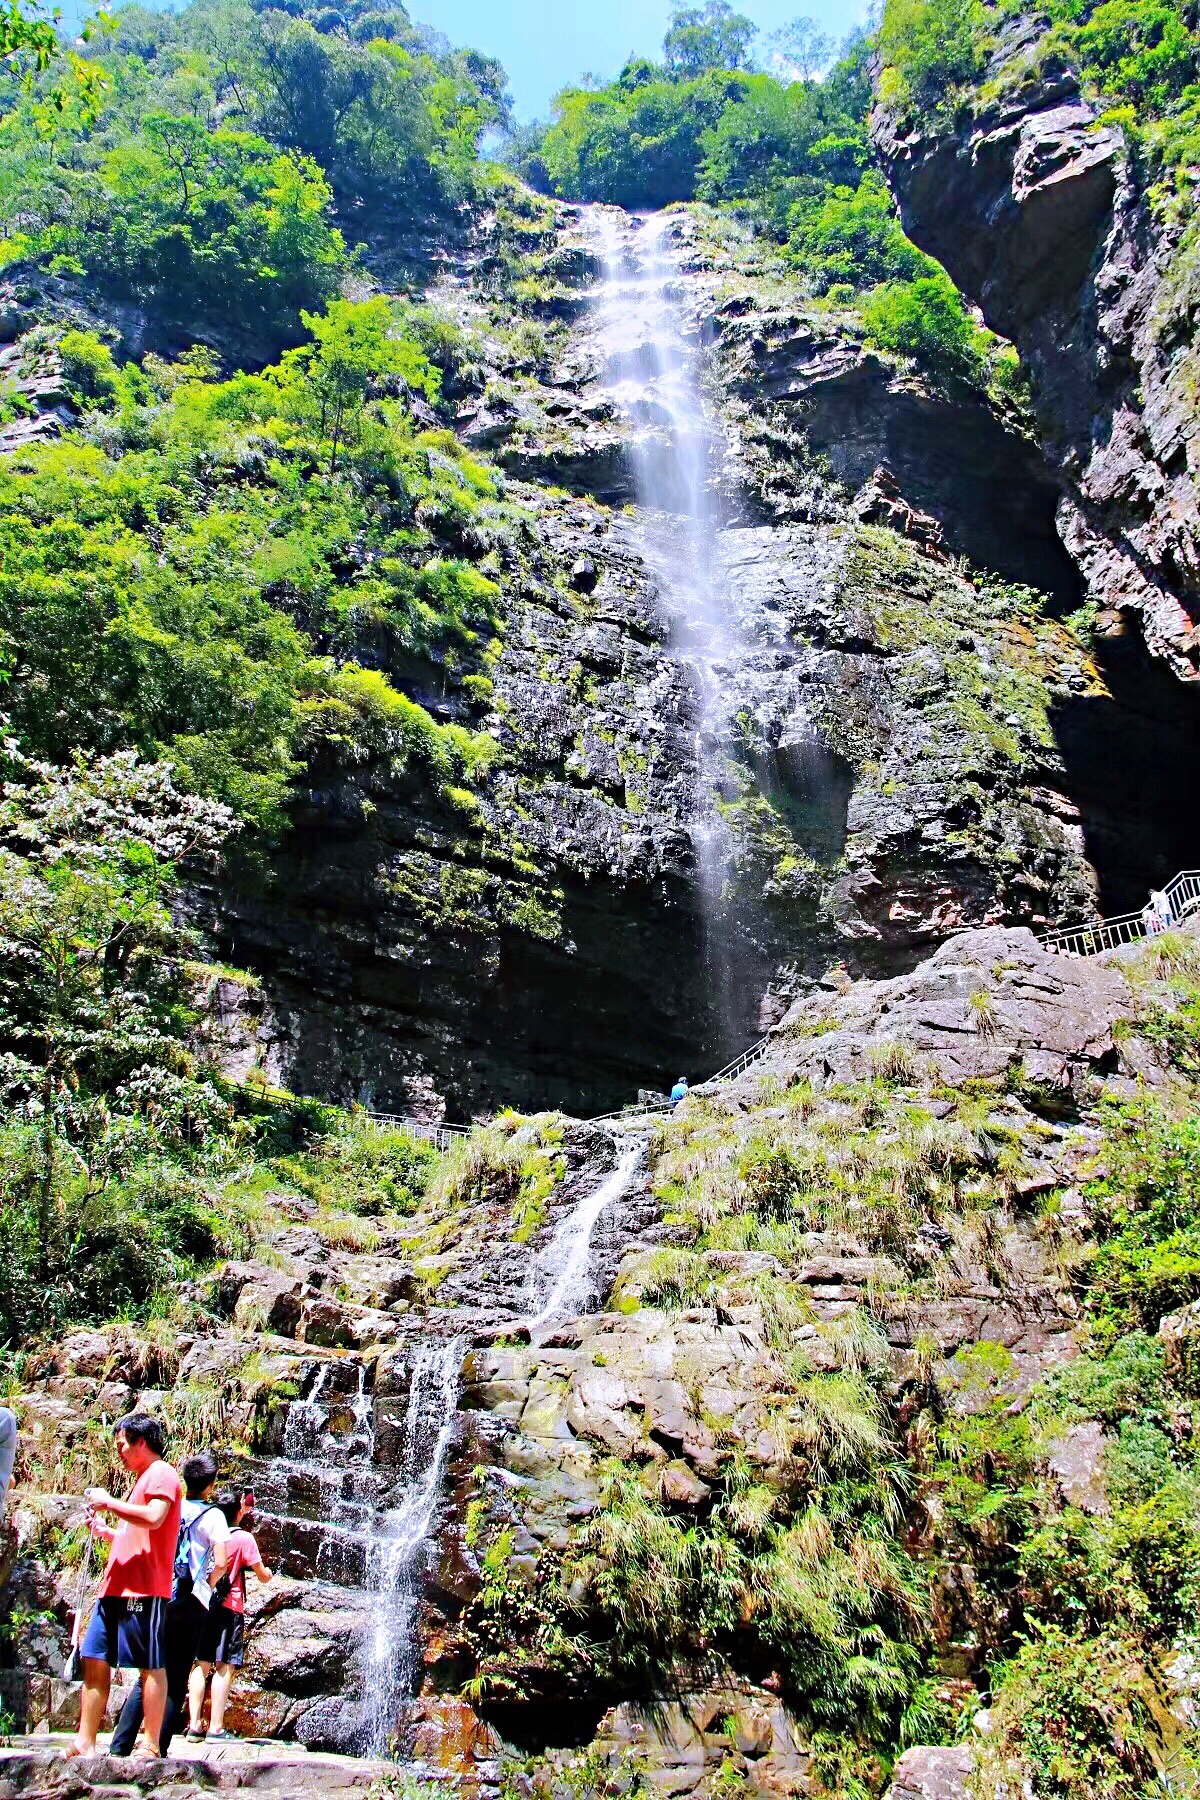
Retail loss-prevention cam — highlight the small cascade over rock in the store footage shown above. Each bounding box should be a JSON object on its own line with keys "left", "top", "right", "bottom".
{"left": 247, "top": 1339, "right": 463, "bottom": 1753}
{"left": 525, "top": 1136, "right": 646, "bottom": 1325}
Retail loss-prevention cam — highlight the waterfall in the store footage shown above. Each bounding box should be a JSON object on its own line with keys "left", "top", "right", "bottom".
{"left": 589, "top": 210, "right": 742, "bottom": 1029}
{"left": 525, "top": 1137, "right": 645, "bottom": 1326}
{"left": 260, "top": 1342, "right": 462, "bottom": 1754}
{"left": 358, "top": 1336, "right": 463, "bottom": 1756}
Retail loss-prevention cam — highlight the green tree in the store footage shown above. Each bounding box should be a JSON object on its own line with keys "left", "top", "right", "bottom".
{"left": 766, "top": 15, "right": 835, "bottom": 81}
{"left": 542, "top": 69, "right": 750, "bottom": 206}
{"left": 787, "top": 173, "right": 933, "bottom": 291}
{"left": 862, "top": 270, "right": 984, "bottom": 383}
{"left": 287, "top": 295, "right": 440, "bottom": 472}
{"left": 663, "top": 1, "right": 757, "bottom": 76}
{"left": 877, "top": 0, "right": 987, "bottom": 114}
{"left": 0, "top": 745, "right": 236, "bottom": 1293}
{"left": 1075, "top": 0, "right": 1198, "bottom": 111}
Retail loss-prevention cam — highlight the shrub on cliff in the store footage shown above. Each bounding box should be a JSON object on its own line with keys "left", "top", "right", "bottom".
{"left": 877, "top": 0, "right": 989, "bottom": 115}
{"left": 786, "top": 172, "right": 934, "bottom": 291}
{"left": 1, "top": 108, "right": 347, "bottom": 350}
{"left": 862, "top": 270, "right": 986, "bottom": 384}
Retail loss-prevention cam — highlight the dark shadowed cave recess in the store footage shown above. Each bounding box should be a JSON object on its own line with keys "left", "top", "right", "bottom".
{"left": 1053, "top": 623, "right": 1200, "bottom": 916}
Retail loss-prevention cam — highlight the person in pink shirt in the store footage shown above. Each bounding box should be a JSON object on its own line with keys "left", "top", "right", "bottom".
{"left": 187, "top": 1488, "right": 271, "bottom": 1740}
{"left": 69, "top": 1413, "right": 182, "bottom": 1760}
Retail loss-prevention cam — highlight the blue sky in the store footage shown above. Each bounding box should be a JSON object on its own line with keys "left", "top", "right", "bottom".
{"left": 417, "top": 2, "right": 867, "bottom": 120}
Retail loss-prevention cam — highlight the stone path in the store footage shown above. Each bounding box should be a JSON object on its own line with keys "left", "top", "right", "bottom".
{"left": 0, "top": 1734, "right": 389, "bottom": 1796}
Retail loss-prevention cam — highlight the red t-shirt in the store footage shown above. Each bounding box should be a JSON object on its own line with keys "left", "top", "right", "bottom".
{"left": 100, "top": 1460, "right": 183, "bottom": 1600}
{"left": 223, "top": 1529, "right": 262, "bottom": 1614}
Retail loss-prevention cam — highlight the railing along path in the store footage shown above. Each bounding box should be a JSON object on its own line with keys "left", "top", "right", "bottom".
{"left": 1038, "top": 868, "right": 1200, "bottom": 959}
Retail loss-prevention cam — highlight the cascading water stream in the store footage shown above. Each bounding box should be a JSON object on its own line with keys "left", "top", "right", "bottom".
{"left": 261, "top": 1341, "right": 463, "bottom": 1755}
{"left": 525, "top": 1137, "right": 645, "bottom": 1326}
{"left": 589, "top": 210, "right": 742, "bottom": 1028}
{"left": 358, "top": 1336, "right": 463, "bottom": 1755}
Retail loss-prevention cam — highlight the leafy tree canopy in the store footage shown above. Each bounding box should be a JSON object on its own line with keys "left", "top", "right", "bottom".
{"left": 663, "top": 1, "right": 757, "bottom": 77}
{"left": 0, "top": 301, "right": 504, "bottom": 839}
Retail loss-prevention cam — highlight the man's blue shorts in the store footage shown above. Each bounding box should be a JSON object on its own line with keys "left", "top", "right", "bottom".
{"left": 79, "top": 1596, "right": 168, "bottom": 1669}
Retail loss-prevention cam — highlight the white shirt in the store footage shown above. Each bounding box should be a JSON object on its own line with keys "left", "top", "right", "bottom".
{"left": 179, "top": 1498, "right": 230, "bottom": 1607}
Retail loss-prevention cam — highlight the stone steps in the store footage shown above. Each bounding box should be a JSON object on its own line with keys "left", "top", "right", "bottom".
{"left": 0, "top": 1736, "right": 390, "bottom": 1796}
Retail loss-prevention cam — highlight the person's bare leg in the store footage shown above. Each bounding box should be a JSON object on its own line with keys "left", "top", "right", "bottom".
{"left": 71, "top": 1658, "right": 111, "bottom": 1753}
{"left": 208, "top": 1664, "right": 234, "bottom": 1734}
{"left": 187, "top": 1661, "right": 209, "bottom": 1731}
{"left": 139, "top": 1668, "right": 168, "bottom": 1756}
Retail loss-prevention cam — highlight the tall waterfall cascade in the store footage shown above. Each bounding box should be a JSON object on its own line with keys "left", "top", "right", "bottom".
{"left": 590, "top": 213, "right": 738, "bottom": 942}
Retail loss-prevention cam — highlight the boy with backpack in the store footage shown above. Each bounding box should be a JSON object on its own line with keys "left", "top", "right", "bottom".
{"left": 108, "top": 1450, "right": 229, "bottom": 1758}
{"left": 187, "top": 1488, "right": 271, "bottom": 1741}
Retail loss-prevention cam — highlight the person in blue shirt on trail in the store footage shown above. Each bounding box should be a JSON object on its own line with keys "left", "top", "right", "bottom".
{"left": 670, "top": 1076, "right": 689, "bottom": 1108}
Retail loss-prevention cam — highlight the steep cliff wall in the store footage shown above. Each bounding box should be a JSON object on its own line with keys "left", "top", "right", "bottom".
{"left": 872, "top": 14, "right": 1200, "bottom": 680}
{"left": 174, "top": 200, "right": 1114, "bottom": 1116}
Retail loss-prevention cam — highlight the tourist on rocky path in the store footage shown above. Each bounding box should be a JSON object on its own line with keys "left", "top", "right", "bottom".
{"left": 109, "top": 1450, "right": 230, "bottom": 1759}
{"left": 67, "top": 1413, "right": 182, "bottom": 1762}
{"left": 187, "top": 1488, "right": 271, "bottom": 1742}
{"left": 670, "top": 1075, "right": 689, "bottom": 1108}
{"left": 0, "top": 1406, "right": 16, "bottom": 1519}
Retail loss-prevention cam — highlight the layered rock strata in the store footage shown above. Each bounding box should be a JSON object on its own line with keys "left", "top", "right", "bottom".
{"left": 873, "top": 16, "right": 1200, "bottom": 679}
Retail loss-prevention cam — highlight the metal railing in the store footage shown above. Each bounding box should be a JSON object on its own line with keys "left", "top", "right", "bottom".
{"left": 1039, "top": 869, "right": 1200, "bottom": 958}
{"left": 586, "top": 1028, "right": 777, "bottom": 1125}
{"left": 363, "top": 1116, "right": 470, "bottom": 1151}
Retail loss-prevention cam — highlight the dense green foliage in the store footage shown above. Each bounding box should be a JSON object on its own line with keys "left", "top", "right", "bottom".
{"left": 0, "top": 747, "right": 243, "bottom": 1344}
{"left": 0, "top": 0, "right": 508, "bottom": 347}
{"left": 526, "top": 25, "right": 873, "bottom": 220}
{"left": 0, "top": 737, "right": 440, "bottom": 1349}
{"left": 0, "top": 300, "right": 504, "bottom": 836}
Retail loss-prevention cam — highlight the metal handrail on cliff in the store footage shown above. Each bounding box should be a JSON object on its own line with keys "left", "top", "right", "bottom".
{"left": 586, "top": 1029, "right": 777, "bottom": 1125}
{"left": 1038, "top": 869, "right": 1200, "bottom": 958}
{"left": 236, "top": 1078, "right": 470, "bottom": 1151}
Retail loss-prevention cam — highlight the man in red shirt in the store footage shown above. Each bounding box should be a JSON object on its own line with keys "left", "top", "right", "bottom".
{"left": 68, "top": 1413, "right": 182, "bottom": 1760}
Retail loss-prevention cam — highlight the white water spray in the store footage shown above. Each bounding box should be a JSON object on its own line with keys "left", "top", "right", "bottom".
{"left": 589, "top": 209, "right": 742, "bottom": 1016}
{"left": 358, "top": 1336, "right": 463, "bottom": 1755}
{"left": 525, "top": 1137, "right": 645, "bottom": 1326}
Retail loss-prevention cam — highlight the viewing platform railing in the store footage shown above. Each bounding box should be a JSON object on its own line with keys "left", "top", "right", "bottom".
{"left": 1038, "top": 869, "right": 1200, "bottom": 958}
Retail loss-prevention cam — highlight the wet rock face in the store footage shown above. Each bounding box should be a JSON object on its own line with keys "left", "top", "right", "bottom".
{"left": 872, "top": 27, "right": 1200, "bottom": 679}
{"left": 187, "top": 198, "right": 1110, "bottom": 1115}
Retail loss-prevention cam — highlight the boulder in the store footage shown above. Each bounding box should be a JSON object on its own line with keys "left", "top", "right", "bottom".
{"left": 886, "top": 1745, "right": 976, "bottom": 1800}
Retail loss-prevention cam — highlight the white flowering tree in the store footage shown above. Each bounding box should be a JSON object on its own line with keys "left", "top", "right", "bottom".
{"left": 0, "top": 741, "right": 241, "bottom": 1336}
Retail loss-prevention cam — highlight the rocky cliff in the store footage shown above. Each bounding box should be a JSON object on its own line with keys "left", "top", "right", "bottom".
{"left": 872, "top": 13, "right": 1200, "bottom": 682}
{"left": 170, "top": 199, "right": 1147, "bottom": 1116}
{"left": 6, "top": 918, "right": 1200, "bottom": 1799}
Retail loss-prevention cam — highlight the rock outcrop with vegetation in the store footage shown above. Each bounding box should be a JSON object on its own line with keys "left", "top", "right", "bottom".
{"left": 872, "top": 0, "right": 1200, "bottom": 680}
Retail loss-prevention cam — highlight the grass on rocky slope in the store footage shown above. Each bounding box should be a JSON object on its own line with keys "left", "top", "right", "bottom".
{"left": 458, "top": 932, "right": 1200, "bottom": 1793}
